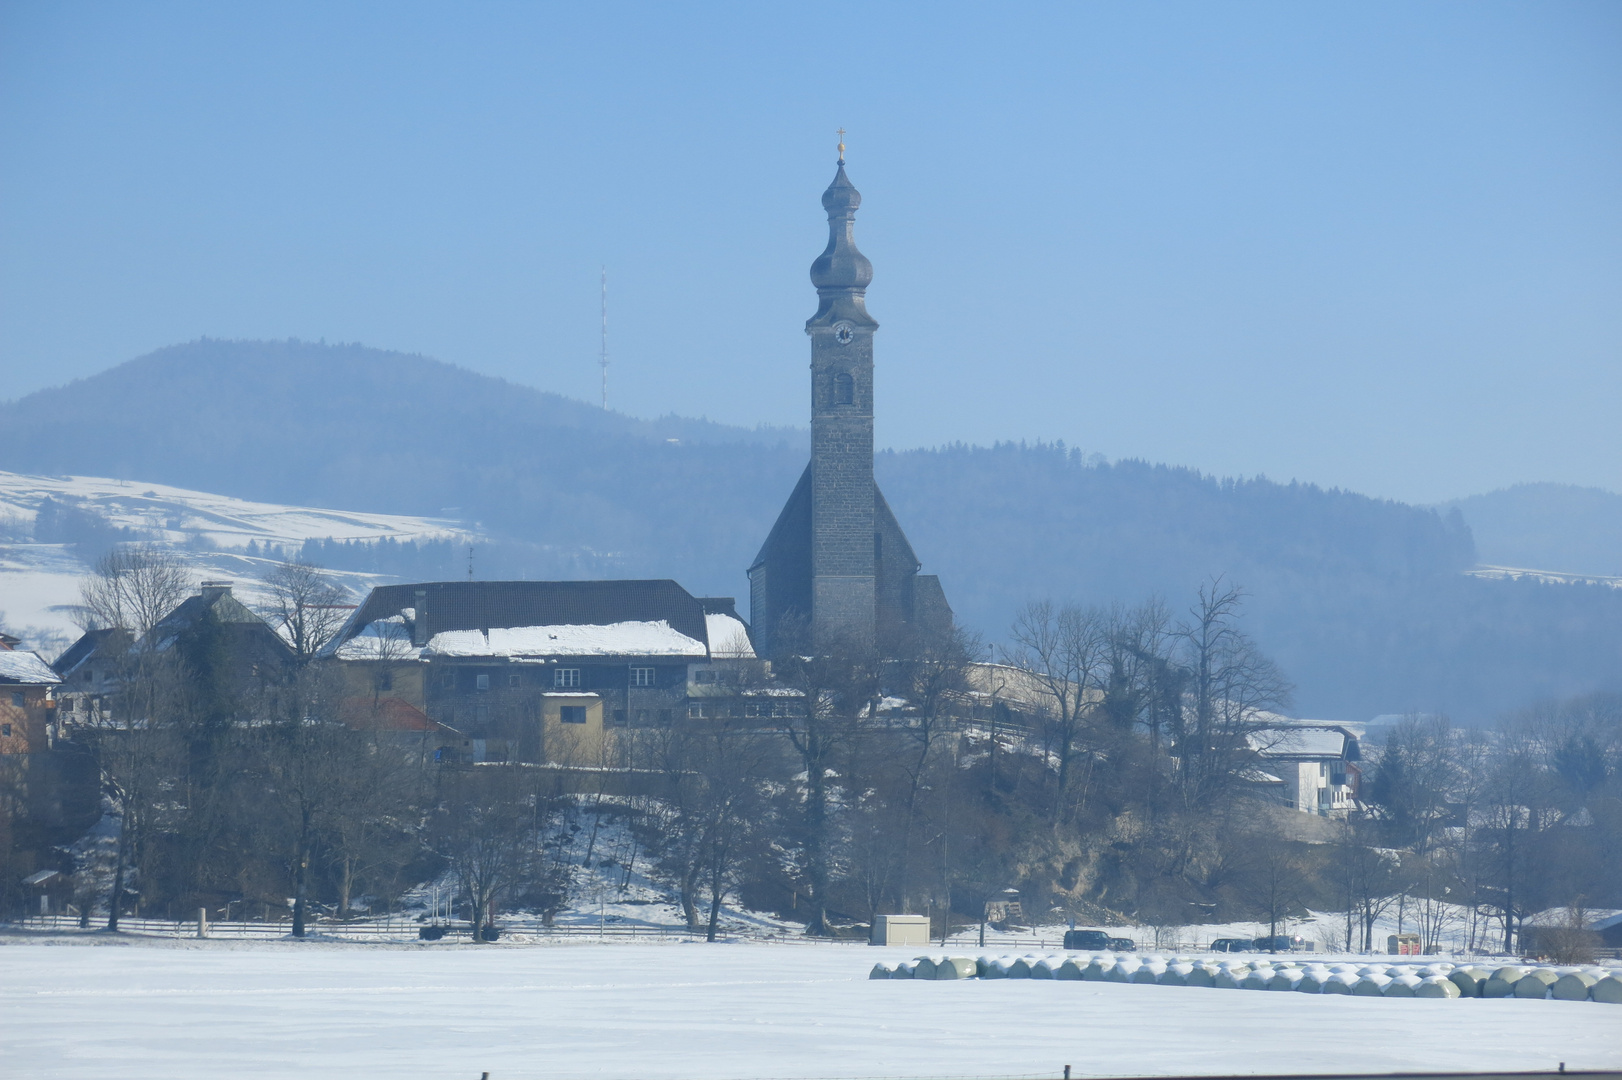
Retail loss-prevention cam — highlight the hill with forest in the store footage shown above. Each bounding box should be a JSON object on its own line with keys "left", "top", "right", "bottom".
{"left": 3, "top": 339, "right": 1618, "bottom": 723}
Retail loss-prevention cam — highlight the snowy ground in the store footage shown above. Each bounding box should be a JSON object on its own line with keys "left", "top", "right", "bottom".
{"left": 1, "top": 937, "right": 1618, "bottom": 1080}
{"left": 0, "top": 469, "right": 475, "bottom": 653}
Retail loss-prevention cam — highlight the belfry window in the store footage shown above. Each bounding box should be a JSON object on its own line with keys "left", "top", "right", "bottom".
{"left": 833, "top": 372, "right": 854, "bottom": 405}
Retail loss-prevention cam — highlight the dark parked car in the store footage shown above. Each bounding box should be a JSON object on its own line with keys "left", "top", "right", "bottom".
{"left": 1063, "top": 929, "right": 1113, "bottom": 951}
{"left": 1252, "top": 934, "right": 1308, "bottom": 953}
{"left": 1108, "top": 937, "right": 1137, "bottom": 951}
{"left": 1210, "top": 938, "right": 1251, "bottom": 952}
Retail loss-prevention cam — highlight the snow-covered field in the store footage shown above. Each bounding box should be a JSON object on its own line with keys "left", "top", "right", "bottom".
{"left": 1, "top": 937, "right": 1618, "bottom": 1080}
{"left": 0, "top": 470, "right": 475, "bottom": 652}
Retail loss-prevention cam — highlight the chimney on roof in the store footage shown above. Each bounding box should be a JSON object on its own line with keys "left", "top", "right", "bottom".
{"left": 412, "top": 589, "right": 428, "bottom": 646}
{"left": 199, "top": 581, "right": 233, "bottom": 601}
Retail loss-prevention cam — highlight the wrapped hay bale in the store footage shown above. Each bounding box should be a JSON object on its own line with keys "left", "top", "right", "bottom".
{"left": 1550, "top": 972, "right": 1597, "bottom": 1001}
{"left": 1322, "top": 972, "right": 1358, "bottom": 995}
{"left": 1031, "top": 956, "right": 1063, "bottom": 979}
{"left": 1416, "top": 974, "right": 1461, "bottom": 999}
{"left": 1081, "top": 957, "right": 1111, "bottom": 981}
{"left": 977, "top": 956, "right": 1005, "bottom": 979}
{"left": 1267, "top": 968, "right": 1304, "bottom": 991}
{"left": 1447, "top": 967, "right": 1491, "bottom": 997}
{"left": 1056, "top": 957, "right": 1086, "bottom": 981}
{"left": 911, "top": 956, "right": 939, "bottom": 981}
{"left": 1590, "top": 975, "right": 1622, "bottom": 1004}
{"left": 1482, "top": 967, "right": 1527, "bottom": 998}
{"left": 935, "top": 956, "right": 978, "bottom": 980}
{"left": 1385, "top": 974, "right": 1422, "bottom": 997}
{"left": 1213, "top": 967, "right": 1249, "bottom": 990}
{"left": 1104, "top": 958, "right": 1141, "bottom": 983}
{"left": 1353, "top": 973, "right": 1392, "bottom": 996}
{"left": 1240, "top": 968, "right": 1274, "bottom": 991}
{"left": 1294, "top": 969, "right": 1331, "bottom": 993}
{"left": 1006, "top": 956, "right": 1037, "bottom": 979}
{"left": 1513, "top": 968, "right": 1560, "bottom": 999}
{"left": 1185, "top": 964, "right": 1217, "bottom": 988}
{"left": 1128, "top": 960, "right": 1167, "bottom": 985}
{"left": 892, "top": 961, "right": 916, "bottom": 979}
{"left": 1158, "top": 962, "right": 1194, "bottom": 987}
{"left": 870, "top": 963, "right": 895, "bottom": 980}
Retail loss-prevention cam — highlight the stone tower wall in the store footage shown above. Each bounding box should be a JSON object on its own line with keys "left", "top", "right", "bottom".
{"left": 810, "top": 327, "right": 876, "bottom": 647}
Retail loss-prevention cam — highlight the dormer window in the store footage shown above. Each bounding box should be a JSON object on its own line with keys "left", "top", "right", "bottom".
{"left": 833, "top": 372, "right": 854, "bottom": 406}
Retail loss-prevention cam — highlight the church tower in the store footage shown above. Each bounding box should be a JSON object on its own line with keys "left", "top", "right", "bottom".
{"left": 749, "top": 141, "right": 951, "bottom": 656}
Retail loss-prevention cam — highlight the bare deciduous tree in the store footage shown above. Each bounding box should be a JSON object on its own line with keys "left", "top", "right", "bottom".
{"left": 260, "top": 559, "right": 352, "bottom": 663}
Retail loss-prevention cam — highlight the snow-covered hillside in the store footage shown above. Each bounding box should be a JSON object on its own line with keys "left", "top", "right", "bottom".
{"left": 0, "top": 470, "right": 477, "bottom": 655}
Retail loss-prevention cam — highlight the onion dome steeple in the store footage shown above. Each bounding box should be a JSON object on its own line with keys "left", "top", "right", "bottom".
{"left": 807, "top": 132, "right": 876, "bottom": 331}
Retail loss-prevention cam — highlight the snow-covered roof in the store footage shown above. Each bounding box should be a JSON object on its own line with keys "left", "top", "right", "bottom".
{"left": 1250, "top": 725, "right": 1350, "bottom": 760}
{"left": 0, "top": 648, "right": 60, "bottom": 685}
{"left": 705, "top": 613, "right": 755, "bottom": 658}
{"left": 428, "top": 620, "right": 708, "bottom": 659}
{"left": 330, "top": 615, "right": 417, "bottom": 661}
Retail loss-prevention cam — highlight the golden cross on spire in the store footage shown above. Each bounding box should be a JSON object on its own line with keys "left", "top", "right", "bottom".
{"left": 836, "top": 127, "right": 846, "bottom": 163}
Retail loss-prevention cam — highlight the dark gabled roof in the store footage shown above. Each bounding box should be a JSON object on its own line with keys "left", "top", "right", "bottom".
{"left": 332, "top": 579, "right": 713, "bottom": 653}
{"left": 52, "top": 627, "right": 133, "bottom": 678}
{"left": 144, "top": 587, "right": 295, "bottom": 660}
{"left": 750, "top": 462, "right": 812, "bottom": 574}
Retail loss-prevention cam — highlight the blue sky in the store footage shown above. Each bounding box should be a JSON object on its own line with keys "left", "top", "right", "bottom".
{"left": 1, "top": 1, "right": 1617, "bottom": 503}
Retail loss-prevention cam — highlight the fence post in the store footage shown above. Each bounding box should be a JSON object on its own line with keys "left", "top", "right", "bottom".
{"left": 197, "top": 907, "right": 209, "bottom": 938}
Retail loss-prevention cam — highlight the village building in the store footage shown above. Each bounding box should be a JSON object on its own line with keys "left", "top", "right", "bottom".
{"left": 1247, "top": 722, "right": 1362, "bottom": 816}
{"left": 1, "top": 633, "right": 59, "bottom": 755}
{"left": 321, "top": 579, "right": 757, "bottom": 764}
{"left": 748, "top": 145, "right": 951, "bottom": 656}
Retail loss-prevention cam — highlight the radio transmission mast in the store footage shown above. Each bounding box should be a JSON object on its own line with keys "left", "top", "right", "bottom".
{"left": 599, "top": 266, "right": 609, "bottom": 410}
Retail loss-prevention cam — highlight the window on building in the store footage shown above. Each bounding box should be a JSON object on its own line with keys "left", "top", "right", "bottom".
{"left": 554, "top": 668, "right": 581, "bottom": 688}
{"left": 834, "top": 372, "right": 854, "bottom": 405}
{"left": 475, "top": 673, "right": 490, "bottom": 691}
{"left": 630, "top": 666, "right": 655, "bottom": 687}
{"left": 474, "top": 704, "right": 489, "bottom": 724}
{"left": 509, "top": 673, "right": 522, "bottom": 688}
{"left": 377, "top": 671, "right": 394, "bottom": 692}
{"left": 688, "top": 704, "right": 705, "bottom": 719}
{"left": 693, "top": 669, "right": 716, "bottom": 684}
{"left": 658, "top": 708, "right": 673, "bottom": 726}
{"left": 1, "top": 723, "right": 11, "bottom": 737}
{"left": 611, "top": 709, "right": 627, "bottom": 726}
{"left": 635, "top": 709, "right": 649, "bottom": 725}
{"left": 9, "top": 692, "right": 21, "bottom": 708}
{"left": 560, "top": 705, "right": 587, "bottom": 724}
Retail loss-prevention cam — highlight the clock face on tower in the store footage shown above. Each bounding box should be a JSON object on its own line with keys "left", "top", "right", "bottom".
{"left": 832, "top": 322, "right": 855, "bottom": 345}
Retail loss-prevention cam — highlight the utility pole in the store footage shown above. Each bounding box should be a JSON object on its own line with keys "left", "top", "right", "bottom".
{"left": 599, "top": 265, "right": 609, "bottom": 410}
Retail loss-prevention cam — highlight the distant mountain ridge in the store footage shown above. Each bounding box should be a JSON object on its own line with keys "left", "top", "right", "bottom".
{"left": 2, "top": 339, "right": 1618, "bottom": 722}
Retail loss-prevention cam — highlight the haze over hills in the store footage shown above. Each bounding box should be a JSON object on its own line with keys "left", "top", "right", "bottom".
{"left": 1439, "top": 483, "right": 1622, "bottom": 578}
{"left": 2, "top": 339, "right": 1618, "bottom": 723}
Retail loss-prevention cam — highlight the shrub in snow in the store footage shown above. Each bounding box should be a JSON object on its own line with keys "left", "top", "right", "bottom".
{"left": 1514, "top": 969, "right": 1560, "bottom": 999}
{"left": 1353, "top": 974, "right": 1392, "bottom": 996}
